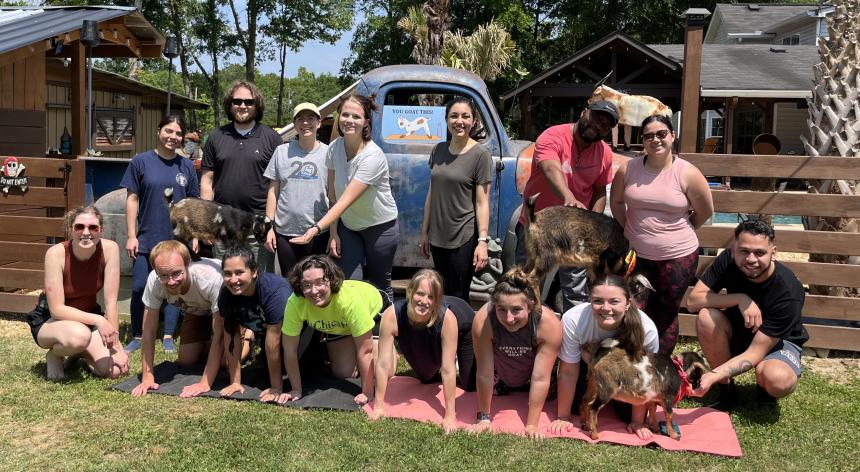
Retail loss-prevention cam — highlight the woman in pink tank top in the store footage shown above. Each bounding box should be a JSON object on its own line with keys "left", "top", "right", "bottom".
{"left": 609, "top": 115, "right": 713, "bottom": 354}
{"left": 31, "top": 206, "right": 128, "bottom": 380}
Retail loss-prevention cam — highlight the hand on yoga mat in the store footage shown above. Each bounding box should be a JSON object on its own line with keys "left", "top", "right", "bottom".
{"left": 280, "top": 390, "right": 303, "bottom": 403}
{"left": 548, "top": 418, "right": 574, "bottom": 434}
{"left": 220, "top": 383, "right": 245, "bottom": 397}
{"left": 258, "top": 388, "right": 282, "bottom": 403}
{"left": 131, "top": 379, "right": 159, "bottom": 397}
{"left": 368, "top": 407, "right": 385, "bottom": 421}
{"left": 627, "top": 422, "right": 654, "bottom": 440}
{"left": 441, "top": 416, "right": 458, "bottom": 434}
{"left": 524, "top": 424, "right": 545, "bottom": 439}
{"left": 469, "top": 421, "right": 492, "bottom": 435}
{"left": 180, "top": 381, "right": 211, "bottom": 398}
{"left": 353, "top": 392, "right": 372, "bottom": 406}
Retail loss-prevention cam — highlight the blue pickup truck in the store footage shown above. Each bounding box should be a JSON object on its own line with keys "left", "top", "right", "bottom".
{"left": 281, "top": 65, "right": 538, "bottom": 272}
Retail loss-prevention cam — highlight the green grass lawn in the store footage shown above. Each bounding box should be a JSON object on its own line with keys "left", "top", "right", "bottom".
{"left": 2, "top": 314, "right": 858, "bottom": 472}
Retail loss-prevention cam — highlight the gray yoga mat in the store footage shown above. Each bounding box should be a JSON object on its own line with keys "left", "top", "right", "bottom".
{"left": 111, "top": 361, "right": 363, "bottom": 411}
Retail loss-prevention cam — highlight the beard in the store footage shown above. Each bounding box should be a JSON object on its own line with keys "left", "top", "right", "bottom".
{"left": 576, "top": 118, "right": 606, "bottom": 143}
{"left": 742, "top": 258, "right": 773, "bottom": 280}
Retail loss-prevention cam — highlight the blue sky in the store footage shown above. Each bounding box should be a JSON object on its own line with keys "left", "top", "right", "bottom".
{"left": 257, "top": 29, "right": 356, "bottom": 77}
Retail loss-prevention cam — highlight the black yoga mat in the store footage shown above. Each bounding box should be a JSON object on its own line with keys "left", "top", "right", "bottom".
{"left": 111, "top": 361, "right": 363, "bottom": 411}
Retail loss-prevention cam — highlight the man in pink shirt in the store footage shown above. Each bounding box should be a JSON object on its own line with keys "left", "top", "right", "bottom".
{"left": 516, "top": 101, "right": 619, "bottom": 312}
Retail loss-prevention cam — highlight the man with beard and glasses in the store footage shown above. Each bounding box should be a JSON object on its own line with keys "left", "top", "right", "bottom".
{"left": 687, "top": 219, "right": 807, "bottom": 410}
{"left": 515, "top": 100, "right": 619, "bottom": 312}
{"left": 201, "top": 81, "right": 282, "bottom": 272}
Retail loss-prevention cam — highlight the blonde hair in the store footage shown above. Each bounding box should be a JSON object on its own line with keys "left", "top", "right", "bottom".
{"left": 406, "top": 269, "right": 444, "bottom": 327}
{"left": 149, "top": 240, "right": 191, "bottom": 268}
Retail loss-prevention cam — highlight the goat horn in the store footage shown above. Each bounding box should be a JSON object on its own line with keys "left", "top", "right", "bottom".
{"left": 594, "top": 70, "right": 613, "bottom": 89}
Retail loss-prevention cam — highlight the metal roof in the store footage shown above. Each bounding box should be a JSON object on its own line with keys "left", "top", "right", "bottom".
{"left": 0, "top": 6, "right": 162, "bottom": 56}
{"left": 648, "top": 43, "right": 818, "bottom": 97}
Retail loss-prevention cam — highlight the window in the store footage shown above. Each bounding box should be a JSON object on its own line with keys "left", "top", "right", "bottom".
{"left": 781, "top": 35, "right": 800, "bottom": 46}
{"left": 382, "top": 89, "right": 489, "bottom": 143}
{"left": 93, "top": 108, "right": 134, "bottom": 152}
{"left": 710, "top": 117, "right": 724, "bottom": 137}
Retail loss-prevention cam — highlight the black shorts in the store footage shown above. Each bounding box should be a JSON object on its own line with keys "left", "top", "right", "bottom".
{"left": 29, "top": 302, "right": 102, "bottom": 345}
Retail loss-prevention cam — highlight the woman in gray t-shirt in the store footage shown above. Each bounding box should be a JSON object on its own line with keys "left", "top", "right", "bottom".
{"left": 419, "top": 97, "right": 493, "bottom": 301}
{"left": 264, "top": 103, "right": 330, "bottom": 275}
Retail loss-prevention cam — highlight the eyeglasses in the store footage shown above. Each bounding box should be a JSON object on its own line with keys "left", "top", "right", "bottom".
{"left": 156, "top": 269, "right": 186, "bottom": 283}
{"left": 642, "top": 129, "right": 672, "bottom": 141}
{"left": 300, "top": 278, "right": 329, "bottom": 292}
{"left": 231, "top": 98, "right": 256, "bottom": 107}
{"left": 73, "top": 223, "right": 101, "bottom": 232}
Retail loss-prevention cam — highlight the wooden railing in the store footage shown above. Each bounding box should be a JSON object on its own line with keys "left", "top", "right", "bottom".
{"left": 680, "top": 153, "right": 860, "bottom": 352}
{"left": 0, "top": 156, "right": 85, "bottom": 313}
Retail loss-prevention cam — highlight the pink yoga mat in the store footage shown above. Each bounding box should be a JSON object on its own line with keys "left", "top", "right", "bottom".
{"left": 364, "top": 376, "right": 742, "bottom": 457}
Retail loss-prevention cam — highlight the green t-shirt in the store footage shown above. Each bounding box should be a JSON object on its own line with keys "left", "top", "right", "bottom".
{"left": 281, "top": 280, "right": 382, "bottom": 337}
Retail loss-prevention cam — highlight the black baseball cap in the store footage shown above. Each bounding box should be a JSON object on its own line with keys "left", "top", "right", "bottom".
{"left": 587, "top": 100, "right": 619, "bottom": 126}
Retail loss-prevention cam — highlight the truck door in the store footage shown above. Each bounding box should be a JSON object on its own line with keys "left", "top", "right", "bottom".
{"left": 373, "top": 83, "right": 502, "bottom": 269}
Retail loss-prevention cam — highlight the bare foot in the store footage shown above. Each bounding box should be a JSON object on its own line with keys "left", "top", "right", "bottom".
{"left": 46, "top": 351, "right": 65, "bottom": 380}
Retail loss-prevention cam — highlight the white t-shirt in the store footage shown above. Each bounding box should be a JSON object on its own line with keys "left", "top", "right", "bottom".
{"left": 558, "top": 303, "right": 659, "bottom": 363}
{"left": 326, "top": 138, "right": 398, "bottom": 231}
{"left": 142, "top": 261, "right": 223, "bottom": 317}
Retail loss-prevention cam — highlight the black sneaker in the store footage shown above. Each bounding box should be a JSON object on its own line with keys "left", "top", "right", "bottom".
{"left": 755, "top": 384, "right": 778, "bottom": 405}
{"left": 707, "top": 381, "right": 738, "bottom": 411}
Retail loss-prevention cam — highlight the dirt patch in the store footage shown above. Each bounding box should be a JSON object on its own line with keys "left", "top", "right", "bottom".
{"left": 0, "top": 317, "right": 28, "bottom": 338}
{"left": 805, "top": 356, "right": 860, "bottom": 385}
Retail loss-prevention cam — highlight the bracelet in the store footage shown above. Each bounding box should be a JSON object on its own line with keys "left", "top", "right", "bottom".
{"left": 476, "top": 411, "right": 491, "bottom": 423}
{"left": 311, "top": 223, "right": 322, "bottom": 234}
{"left": 556, "top": 415, "right": 570, "bottom": 422}
{"left": 477, "top": 236, "right": 489, "bottom": 243}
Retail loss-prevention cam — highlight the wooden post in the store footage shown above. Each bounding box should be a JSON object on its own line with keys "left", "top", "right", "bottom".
{"left": 520, "top": 92, "right": 532, "bottom": 140}
{"left": 69, "top": 41, "right": 86, "bottom": 156}
{"left": 679, "top": 9, "right": 710, "bottom": 153}
{"left": 724, "top": 97, "right": 737, "bottom": 154}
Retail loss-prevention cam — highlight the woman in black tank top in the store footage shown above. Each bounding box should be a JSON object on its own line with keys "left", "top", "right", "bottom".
{"left": 370, "top": 269, "right": 475, "bottom": 433}
{"left": 471, "top": 268, "right": 562, "bottom": 439}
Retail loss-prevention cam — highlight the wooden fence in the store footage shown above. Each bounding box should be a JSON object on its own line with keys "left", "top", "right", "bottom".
{"left": 0, "top": 156, "right": 85, "bottom": 313}
{"left": 680, "top": 153, "right": 860, "bottom": 352}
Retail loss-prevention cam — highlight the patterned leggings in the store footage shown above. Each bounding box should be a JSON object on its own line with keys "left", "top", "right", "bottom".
{"left": 637, "top": 250, "right": 699, "bottom": 355}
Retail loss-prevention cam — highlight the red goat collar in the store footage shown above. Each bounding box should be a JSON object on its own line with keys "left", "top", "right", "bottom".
{"left": 672, "top": 356, "right": 692, "bottom": 405}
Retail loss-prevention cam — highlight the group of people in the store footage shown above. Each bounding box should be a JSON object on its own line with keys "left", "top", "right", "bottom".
{"left": 26, "top": 80, "right": 807, "bottom": 438}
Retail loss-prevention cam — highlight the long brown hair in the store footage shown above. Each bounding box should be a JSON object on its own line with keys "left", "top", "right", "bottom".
{"left": 406, "top": 269, "right": 444, "bottom": 327}
{"left": 591, "top": 274, "right": 646, "bottom": 359}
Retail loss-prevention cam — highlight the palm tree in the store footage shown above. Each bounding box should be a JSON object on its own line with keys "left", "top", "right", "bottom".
{"left": 441, "top": 20, "right": 520, "bottom": 82}
{"left": 800, "top": 0, "right": 860, "bottom": 297}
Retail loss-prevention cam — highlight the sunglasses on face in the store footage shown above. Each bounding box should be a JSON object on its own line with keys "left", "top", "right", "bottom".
{"left": 231, "top": 98, "right": 256, "bottom": 107}
{"left": 642, "top": 129, "right": 672, "bottom": 141}
{"left": 73, "top": 224, "right": 101, "bottom": 232}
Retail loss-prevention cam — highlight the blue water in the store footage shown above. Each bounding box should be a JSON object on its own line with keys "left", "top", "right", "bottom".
{"left": 713, "top": 212, "right": 802, "bottom": 225}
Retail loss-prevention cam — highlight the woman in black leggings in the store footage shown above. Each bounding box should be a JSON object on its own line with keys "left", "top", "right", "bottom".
{"left": 369, "top": 269, "right": 476, "bottom": 433}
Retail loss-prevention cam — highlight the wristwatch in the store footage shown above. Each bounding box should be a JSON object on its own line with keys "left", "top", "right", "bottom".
{"left": 476, "top": 411, "right": 491, "bottom": 423}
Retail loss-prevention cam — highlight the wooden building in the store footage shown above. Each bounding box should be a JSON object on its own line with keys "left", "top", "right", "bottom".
{"left": 0, "top": 5, "right": 202, "bottom": 158}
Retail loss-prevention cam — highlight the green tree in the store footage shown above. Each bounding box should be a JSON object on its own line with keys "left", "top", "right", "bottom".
{"left": 340, "top": 0, "right": 415, "bottom": 79}
{"left": 263, "top": 0, "right": 353, "bottom": 126}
